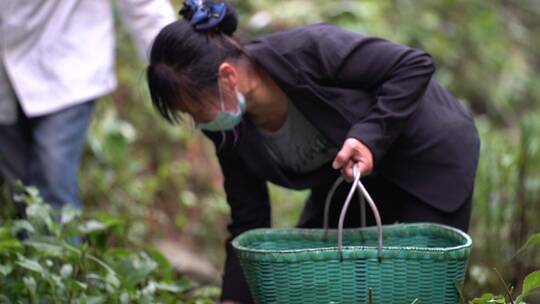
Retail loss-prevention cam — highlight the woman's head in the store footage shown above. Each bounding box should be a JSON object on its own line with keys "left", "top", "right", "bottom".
{"left": 146, "top": 0, "right": 246, "bottom": 126}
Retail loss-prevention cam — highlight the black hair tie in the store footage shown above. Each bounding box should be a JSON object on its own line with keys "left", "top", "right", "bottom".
{"left": 179, "top": 0, "right": 227, "bottom": 31}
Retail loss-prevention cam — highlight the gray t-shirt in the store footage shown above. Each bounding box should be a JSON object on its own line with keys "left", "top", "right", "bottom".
{"left": 258, "top": 99, "right": 339, "bottom": 173}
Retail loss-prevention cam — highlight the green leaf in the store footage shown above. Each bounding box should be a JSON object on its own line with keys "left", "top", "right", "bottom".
{"left": 105, "top": 271, "right": 121, "bottom": 289}
{"left": 514, "top": 233, "right": 540, "bottom": 257}
{"left": 77, "top": 295, "right": 106, "bottom": 304}
{"left": 152, "top": 281, "right": 188, "bottom": 293}
{"left": 516, "top": 270, "right": 540, "bottom": 303}
{"left": 61, "top": 206, "right": 81, "bottom": 225}
{"left": 50, "top": 273, "right": 65, "bottom": 291}
{"left": 188, "top": 286, "right": 221, "bottom": 299}
{"left": 79, "top": 220, "right": 107, "bottom": 234}
{"left": 23, "top": 276, "right": 37, "bottom": 294}
{"left": 468, "top": 293, "right": 506, "bottom": 304}
{"left": 26, "top": 203, "right": 53, "bottom": 230}
{"left": 120, "top": 292, "right": 130, "bottom": 303}
{"left": 23, "top": 240, "right": 64, "bottom": 256}
{"left": 16, "top": 256, "right": 44, "bottom": 273}
{"left": 12, "top": 220, "right": 35, "bottom": 234}
{"left": 25, "top": 187, "right": 41, "bottom": 202}
{"left": 0, "top": 239, "right": 22, "bottom": 253}
{"left": 105, "top": 248, "right": 132, "bottom": 259}
{"left": 0, "top": 227, "right": 10, "bottom": 238}
{"left": 115, "top": 253, "right": 158, "bottom": 288}
{"left": 0, "top": 264, "right": 13, "bottom": 276}
{"left": 86, "top": 272, "right": 104, "bottom": 280}
{"left": 60, "top": 264, "right": 73, "bottom": 279}
{"left": 88, "top": 296, "right": 107, "bottom": 304}
{"left": 92, "top": 212, "right": 124, "bottom": 229}
{"left": 144, "top": 246, "right": 173, "bottom": 279}
{"left": 75, "top": 280, "right": 88, "bottom": 290}
{"left": 44, "top": 259, "right": 53, "bottom": 268}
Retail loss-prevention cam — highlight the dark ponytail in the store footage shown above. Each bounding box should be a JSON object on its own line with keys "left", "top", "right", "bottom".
{"left": 147, "top": 1, "right": 244, "bottom": 124}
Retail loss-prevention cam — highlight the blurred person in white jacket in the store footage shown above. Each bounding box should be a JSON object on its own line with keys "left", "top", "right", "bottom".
{"left": 0, "top": 0, "right": 175, "bottom": 211}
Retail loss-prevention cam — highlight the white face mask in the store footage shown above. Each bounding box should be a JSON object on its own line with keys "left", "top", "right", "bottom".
{"left": 198, "top": 85, "right": 246, "bottom": 131}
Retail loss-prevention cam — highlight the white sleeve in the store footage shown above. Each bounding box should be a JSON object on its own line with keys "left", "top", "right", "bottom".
{"left": 116, "top": 0, "right": 177, "bottom": 62}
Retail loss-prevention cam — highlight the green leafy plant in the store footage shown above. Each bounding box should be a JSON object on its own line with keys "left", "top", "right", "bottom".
{"left": 468, "top": 233, "right": 540, "bottom": 304}
{"left": 0, "top": 185, "right": 219, "bottom": 303}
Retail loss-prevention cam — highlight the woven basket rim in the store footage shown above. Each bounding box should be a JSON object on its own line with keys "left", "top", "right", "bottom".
{"left": 232, "top": 223, "right": 472, "bottom": 255}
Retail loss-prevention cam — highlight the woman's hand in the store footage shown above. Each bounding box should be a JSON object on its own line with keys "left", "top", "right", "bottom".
{"left": 332, "top": 137, "right": 373, "bottom": 182}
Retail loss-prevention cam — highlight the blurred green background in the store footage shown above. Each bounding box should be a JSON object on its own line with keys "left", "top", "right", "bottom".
{"left": 77, "top": 0, "right": 540, "bottom": 300}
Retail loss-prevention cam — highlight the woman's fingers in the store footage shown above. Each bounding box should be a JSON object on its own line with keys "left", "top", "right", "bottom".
{"left": 341, "top": 159, "right": 355, "bottom": 182}
{"left": 332, "top": 144, "right": 353, "bottom": 170}
{"left": 333, "top": 137, "right": 374, "bottom": 181}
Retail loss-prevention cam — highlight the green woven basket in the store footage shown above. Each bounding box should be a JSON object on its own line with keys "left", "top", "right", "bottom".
{"left": 232, "top": 166, "right": 472, "bottom": 304}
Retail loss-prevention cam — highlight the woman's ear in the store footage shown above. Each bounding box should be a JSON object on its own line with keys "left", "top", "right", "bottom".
{"left": 218, "top": 62, "right": 238, "bottom": 87}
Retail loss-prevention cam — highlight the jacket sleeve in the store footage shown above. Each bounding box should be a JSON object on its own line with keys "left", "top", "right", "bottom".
{"left": 311, "top": 25, "right": 436, "bottom": 165}
{"left": 116, "top": 0, "right": 176, "bottom": 62}
{"left": 202, "top": 130, "right": 270, "bottom": 302}
{"left": 202, "top": 131, "right": 271, "bottom": 236}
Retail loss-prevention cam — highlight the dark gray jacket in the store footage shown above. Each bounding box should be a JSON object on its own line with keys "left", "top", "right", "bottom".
{"left": 204, "top": 23, "right": 480, "bottom": 227}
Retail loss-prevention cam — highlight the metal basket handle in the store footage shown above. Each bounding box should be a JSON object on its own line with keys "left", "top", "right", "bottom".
{"left": 323, "top": 163, "right": 383, "bottom": 260}
{"left": 323, "top": 176, "right": 366, "bottom": 237}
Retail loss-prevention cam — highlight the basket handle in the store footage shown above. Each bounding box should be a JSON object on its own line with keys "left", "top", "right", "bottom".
{"left": 323, "top": 163, "right": 383, "bottom": 260}
{"left": 323, "top": 176, "right": 366, "bottom": 237}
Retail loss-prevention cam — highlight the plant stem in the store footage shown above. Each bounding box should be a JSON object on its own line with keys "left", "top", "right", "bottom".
{"left": 493, "top": 267, "right": 515, "bottom": 304}
{"left": 48, "top": 277, "right": 60, "bottom": 304}
{"left": 455, "top": 280, "right": 466, "bottom": 304}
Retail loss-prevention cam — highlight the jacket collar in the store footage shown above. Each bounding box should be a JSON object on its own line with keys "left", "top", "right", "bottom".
{"left": 244, "top": 41, "right": 300, "bottom": 89}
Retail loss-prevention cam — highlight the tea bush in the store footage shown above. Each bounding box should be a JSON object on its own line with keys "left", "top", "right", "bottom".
{"left": 0, "top": 185, "right": 219, "bottom": 303}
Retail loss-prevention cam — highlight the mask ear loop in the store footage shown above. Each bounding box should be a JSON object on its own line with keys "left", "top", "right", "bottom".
{"left": 233, "top": 87, "right": 244, "bottom": 115}
{"left": 215, "top": 79, "right": 243, "bottom": 150}
{"left": 224, "top": 86, "right": 241, "bottom": 149}
{"left": 217, "top": 80, "right": 226, "bottom": 112}
{"left": 216, "top": 80, "right": 227, "bottom": 151}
